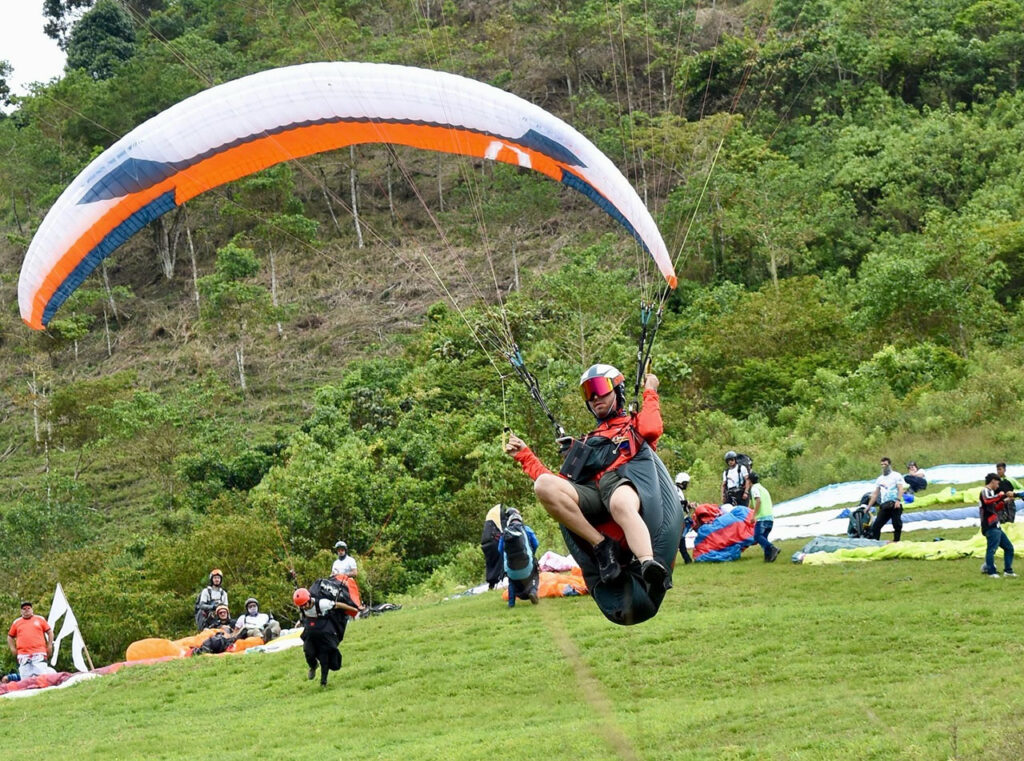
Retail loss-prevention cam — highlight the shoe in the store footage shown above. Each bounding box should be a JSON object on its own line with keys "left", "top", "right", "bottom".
{"left": 594, "top": 538, "right": 622, "bottom": 583}
{"left": 307, "top": 667, "right": 317, "bottom": 681}
{"left": 320, "top": 679, "right": 328, "bottom": 687}
{"left": 641, "top": 558, "right": 668, "bottom": 590}
{"left": 767, "top": 545, "right": 780, "bottom": 563}
{"left": 529, "top": 591, "right": 539, "bottom": 605}
{"left": 1005, "top": 571, "right": 1018, "bottom": 578}
{"left": 983, "top": 569, "right": 1000, "bottom": 578}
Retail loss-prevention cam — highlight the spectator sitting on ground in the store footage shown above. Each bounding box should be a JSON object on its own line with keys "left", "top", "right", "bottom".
{"left": 904, "top": 461, "right": 928, "bottom": 494}
{"left": 234, "top": 597, "right": 281, "bottom": 642}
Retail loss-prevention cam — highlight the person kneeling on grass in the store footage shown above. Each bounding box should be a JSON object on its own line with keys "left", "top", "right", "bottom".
{"left": 980, "top": 473, "right": 1016, "bottom": 579}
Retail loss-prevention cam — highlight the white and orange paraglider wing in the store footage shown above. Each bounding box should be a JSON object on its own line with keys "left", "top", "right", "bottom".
{"left": 19, "top": 61, "right": 675, "bottom": 330}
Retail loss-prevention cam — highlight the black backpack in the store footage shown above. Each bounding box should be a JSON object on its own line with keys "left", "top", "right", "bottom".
{"left": 848, "top": 506, "right": 871, "bottom": 538}
{"left": 735, "top": 453, "right": 753, "bottom": 471}
{"left": 502, "top": 523, "right": 532, "bottom": 574}
{"left": 307, "top": 578, "right": 354, "bottom": 637}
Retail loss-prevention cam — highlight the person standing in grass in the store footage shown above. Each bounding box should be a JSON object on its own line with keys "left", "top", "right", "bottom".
{"left": 195, "top": 569, "right": 229, "bottom": 630}
{"left": 979, "top": 473, "right": 1016, "bottom": 579}
{"left": 331, "top": 541, "right": 358, "bottom": 579}
{"left": 748, "top": 473, "right": 780, "bottom": 562}
{"left": 867, "top": 457, "right": 905, "bottom": 541}
{"left": 7, "top": 602, "right": 56, "bottom": 679}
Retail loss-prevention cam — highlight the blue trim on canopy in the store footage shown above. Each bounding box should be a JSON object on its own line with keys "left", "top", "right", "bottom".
{"left": 560, "top": 170, "right": 649, "bottom": 255}
{"left": 43, "top": 190, "right": 178, "bottom": 326}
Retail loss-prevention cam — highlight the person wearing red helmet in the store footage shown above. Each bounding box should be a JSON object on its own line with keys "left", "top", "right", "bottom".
{"left": 293, "top": 582, "right": 361, "bottom": 687}
{"left": 505, "top": 364, "right": 669, "bottom": 592}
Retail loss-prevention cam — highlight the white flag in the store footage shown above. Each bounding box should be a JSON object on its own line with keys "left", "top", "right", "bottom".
{"left": 47, "top": 583, "right": 89, "bottom": 672}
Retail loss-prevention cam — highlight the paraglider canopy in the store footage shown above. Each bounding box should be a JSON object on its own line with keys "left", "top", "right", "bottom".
{"left": 18, "top": 61, "right": 676, "bottom": 330}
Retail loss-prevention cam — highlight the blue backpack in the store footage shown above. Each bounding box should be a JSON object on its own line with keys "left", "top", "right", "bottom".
{"left": 502, "top": 523, "right": 534, "bottom": 580}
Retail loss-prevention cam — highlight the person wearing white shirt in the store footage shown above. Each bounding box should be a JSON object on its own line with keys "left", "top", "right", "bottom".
{"left": 331, "top": 541, "right": 358, "bottom": 578}
{"left": 867, "top": 457, "right": 906, "bottom": 541}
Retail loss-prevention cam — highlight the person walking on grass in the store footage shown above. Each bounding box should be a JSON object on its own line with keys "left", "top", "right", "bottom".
{"left": 867, "top": 457, "right": 905, "bottom": 541}
{"left": 979, "top": 473, "right": 1016, "bottom": 579}
{"left": 749, "top": 473, "right": 780, "bottom": 562}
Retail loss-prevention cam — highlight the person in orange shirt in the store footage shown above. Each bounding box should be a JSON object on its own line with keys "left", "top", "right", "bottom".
{"left": 7, "top": 601, "right": 56, "bottom": 679}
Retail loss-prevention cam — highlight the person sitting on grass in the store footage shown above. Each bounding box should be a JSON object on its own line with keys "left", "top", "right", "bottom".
{"left": 979, "top": 472, "right": 1016, "bottom": 579}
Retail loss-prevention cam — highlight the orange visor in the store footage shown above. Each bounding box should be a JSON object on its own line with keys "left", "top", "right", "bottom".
{"left": 581, "top": 376, "right": 617, "bottom": 402}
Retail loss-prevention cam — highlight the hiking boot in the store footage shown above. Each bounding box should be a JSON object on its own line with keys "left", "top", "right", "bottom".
{"left": 641, "top": 558, "right": 668, "bottom": 590}
{"left": 766, "top": 545, "right": 780, "bottom": 563}
{"left": 307, "top": 666, "right": 317, "bottom": 681}
{"left": 529, "top": 591, "right": 539, "bottom": 605}
{"left": 594, "top": 538, "right": 622, "bottom": 583}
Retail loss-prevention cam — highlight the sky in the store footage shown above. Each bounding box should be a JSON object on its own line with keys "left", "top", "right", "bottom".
{"left": 0, "top": 0, "right": 67, "bottom": 98}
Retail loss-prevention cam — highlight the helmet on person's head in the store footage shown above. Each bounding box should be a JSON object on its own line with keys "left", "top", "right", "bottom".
{"left": 579, "top": 364, "right": 625, "bottom": 415}
{"left": 214, "top": 604, "right": 229, "bottom": 616}
{"left": 209, "top": 568, "right": 223, "bottom": 583}
{"left": 675, "top": 472, "right": 690, "bottom": 487}
{"left": 724, "top": 451, "right": 737, "bottom": 462}
{"left": 244, "top": 597, "right": 258, "bottom": 608}
{"left": 292, "top": 588, "right": 311, "bottom": 606}
{"left": 334, "top": 541, "right": 347, "bottom": 551}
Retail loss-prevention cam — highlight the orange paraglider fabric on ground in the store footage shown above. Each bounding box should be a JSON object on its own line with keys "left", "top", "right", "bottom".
{"left": 502, "top": 569, "right": 588, "bottom": 600}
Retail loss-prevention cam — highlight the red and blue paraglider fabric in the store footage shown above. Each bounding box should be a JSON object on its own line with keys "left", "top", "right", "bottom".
{"left": 692, "top": 504, "right": 755, "bottom": 562}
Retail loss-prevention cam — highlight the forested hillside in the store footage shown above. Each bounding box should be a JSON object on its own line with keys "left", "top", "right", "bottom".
{"left": 1, "top": 0, "right": 1023, "bottom": 663}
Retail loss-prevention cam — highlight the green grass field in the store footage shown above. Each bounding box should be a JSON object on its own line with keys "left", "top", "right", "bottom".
{"left": 2, "top": 530, "right": 1021, "bottom": 761}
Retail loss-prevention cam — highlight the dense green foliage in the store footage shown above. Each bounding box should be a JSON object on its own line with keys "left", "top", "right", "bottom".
{"left": 1, "top": 0, "right": 1024, "bottom": 666}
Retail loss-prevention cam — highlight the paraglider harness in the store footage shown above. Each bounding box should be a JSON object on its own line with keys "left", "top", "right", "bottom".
{"left": 193, "top": 586, "right": 227, "bottom": 631}
{"left": 305, "top": 578, "right": 355, "bottom": 639}
{"left": 501, "top": 520, "right": 535, "bottom": 580}
{"left": 724, "top": 454, "right": 753, "bottom": 505}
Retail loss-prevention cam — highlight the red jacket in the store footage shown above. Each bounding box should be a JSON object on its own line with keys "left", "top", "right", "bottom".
{"left": 514, "top": 389, "right": 663, "bottom": 482}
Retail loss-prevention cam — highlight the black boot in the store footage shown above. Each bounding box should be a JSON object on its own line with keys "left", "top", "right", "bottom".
{"left": 641, "top": 558, "right": 668, "bottom": 590}
{"left": 594, "top": 537, "right": 622, "bottom": 583}
{"left": 307, "top": 666, "right": 317, "bottom": 681}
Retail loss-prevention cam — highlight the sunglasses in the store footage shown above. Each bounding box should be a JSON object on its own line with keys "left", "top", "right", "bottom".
{"left": 580, "top": 376, "right": 616, "bottom": 402}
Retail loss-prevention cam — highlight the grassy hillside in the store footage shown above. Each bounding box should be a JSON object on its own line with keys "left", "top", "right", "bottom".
{"left": 2, "top": 531, "right": 1022, "bottom": 760}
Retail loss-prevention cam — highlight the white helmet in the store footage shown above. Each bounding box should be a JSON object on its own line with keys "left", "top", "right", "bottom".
{"left": 675, "top": 472, "right": 690, "bottom": 486}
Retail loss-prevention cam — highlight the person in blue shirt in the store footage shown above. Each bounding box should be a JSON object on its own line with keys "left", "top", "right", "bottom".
{"left": 498, "top": 508, "right": 540, "bottom": 607}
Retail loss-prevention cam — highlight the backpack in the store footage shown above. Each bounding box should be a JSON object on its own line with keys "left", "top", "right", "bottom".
{"left": 735, "top": 453, "right": 753, "bottom": 471}
{"left": 847, "top": 507, "right": 871, "bottom": 538}
{"left": 307, "top": 578, "right": 355, "bottom": 638}
{"left": 502, "top": 523, "right": 534, "bottom": 580}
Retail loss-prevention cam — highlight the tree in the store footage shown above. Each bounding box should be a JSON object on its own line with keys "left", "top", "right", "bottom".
{"left": 197, "top": 241, "right": 280, "bottom": 393}
{"left": 65, "top": 0, "right": 137, "bottom": 80}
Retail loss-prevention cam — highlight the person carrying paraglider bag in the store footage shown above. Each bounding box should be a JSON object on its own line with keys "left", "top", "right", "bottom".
{"left": 498, "top": 508, "right": 540, "bottom": 607}
{"left": 293, "top": 579, "right": 362, "bottom": 687}
{"left": 504, "top": 364, "right": 681, "bottom": 625}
